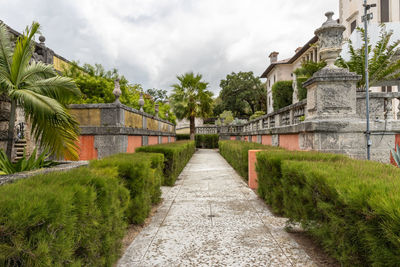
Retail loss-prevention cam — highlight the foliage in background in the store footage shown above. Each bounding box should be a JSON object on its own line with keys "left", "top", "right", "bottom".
{"left": 0, "top": 148, "right": 57, "bottom": 175}
{"left": 218, "top": 71, "right": 266, "bottom": 117}
{"left": 0, "top": 22, "right": 81, "bottom": 159}
{"left": 271, "top": 81, "right": 293, "bottom": 110}
{"left": 336, "top": 26, "right": 400, "bottom": 89}
{"left": 195, "top": 134, "right": 219, "bottom": 148}
{"left": 215, "top": 110, "right": 234, "bottom": 126}
{"left": 170, "top": 72, "right": 213, "bottom": 139}
{"left": 294, "top": 61, "right": 326, "bottom": 100}
{"left": 176, "top": 134, "right": 190, "bottom": 140}
{"left": 64, "top": 62, "right": 176, "bottom": 123}
{"left": 145, "top": 88, "right": 168, "bottom": 103}
{"left": 136, "top": 141, "right": 196, "bottom": 186}
{"left": 249, "top": 111, "right": 265, "bottom": 121}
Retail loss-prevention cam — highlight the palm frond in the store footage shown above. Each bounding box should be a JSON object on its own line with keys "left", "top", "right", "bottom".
{"left": 0, "top": 23, "right": 13, "bottom": 79}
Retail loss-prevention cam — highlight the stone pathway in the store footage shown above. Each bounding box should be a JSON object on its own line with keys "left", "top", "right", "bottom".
{"left": 118, "top": 149, "right": 315, "bottom": 266}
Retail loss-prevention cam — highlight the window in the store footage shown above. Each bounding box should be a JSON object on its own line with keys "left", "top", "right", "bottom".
{"left": 350, "top": 20, "right": 357, "bottom": 33}
{"left": 381, "top": 0, "right": 390, "bottom": 22}
{"left": 274, "top": 75, "right": 276, "bottom": 83}
{"left": 381, "top": 86, "right": 392, "bottom": 92}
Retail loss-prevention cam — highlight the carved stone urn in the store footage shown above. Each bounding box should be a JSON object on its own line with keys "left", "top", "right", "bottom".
{"left": 315, "top": 11, "right": 346, "bottom": 68}
{"left": 139, "top": 92, "right": 145, "bottom": 112}
{"left": 113, "top": 79, "right": 122, "bottom": 103}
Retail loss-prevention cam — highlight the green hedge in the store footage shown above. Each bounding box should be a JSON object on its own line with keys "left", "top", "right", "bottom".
{"left": 195, "top": 134, "right": 219, "bottom": 148}
{"left": 0, "top": 167, "right": 129, "bottom": 266}
{"left": 256, "top": 150, "right": 349, "bottom": 214}
{"left": 176, "top": 134, "right": 190, "bottom": 140}
{"left": 136, "top": 141, "right": 195, "bottom": 186}
{"left": 218, "top": 140, "right": 280, "bottom": 180}
{"left": 280, "top": 160, "right": 400, "bottom": 266}
{"left": 90, "top": 152, "right": 164, "bottom": 224}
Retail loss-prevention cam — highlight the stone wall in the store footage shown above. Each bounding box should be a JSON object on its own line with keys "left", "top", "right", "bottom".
{"left": 69, "top": 103, "right": 176, "bottom": 160}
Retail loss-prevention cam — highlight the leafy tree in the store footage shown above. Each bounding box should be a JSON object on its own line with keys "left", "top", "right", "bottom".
{"left": 170, "top": 72, "right": 213, "bottom": 139}
{"left": 336, "top": 26, "right": 400, "bottom": 89}
{"left": 0, "top": 22, "right": 81, "bottom": 160}
{"left": 64, "top": 62, "right": 176, "bottom": 123}
{"left": 212, "top": 96, "right": 224, "bottom": 116}
{"left": 145, "top": 88, "right": 168, "bottom": 103}
{"left": 219, "top": 71, "right": 266, "bottom": 117}
{"left": 249, "top": 111, "right": 266, "bottom": 121}
{"left": 272, "top": 81, "right": 293, "bottom": 110}
{"left": 215, "top": 110, "right": 234, "bottom": 126}
{"left": 294, "top": 61, "right": 326, "bottom": 100}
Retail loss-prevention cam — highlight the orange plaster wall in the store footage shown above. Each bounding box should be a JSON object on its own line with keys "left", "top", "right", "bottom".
{"left": 248, "top": 150, "right": 262, "bottom": 190}
{"left": 262, "top": 135, "right": 272, "bottom": 145}
{"left": 78, "top": 135, "right": 97, "bottom": 160}
{"left": 149, "top": 136, "right": 159, "bottom": 145}
{"left": 230, "top": 136, "right": 236, "bottom": 141}
{"left": 162, "top": 136, "right": 169, "bottom": 144}
{"left": 171, "top": 136, "right": 176, "bottom": 142}
{"left": 127, "top": 136, "right": 142, "bottom": 153}
{"left": 279, "top": 134, "right": 300, "bottom": 151}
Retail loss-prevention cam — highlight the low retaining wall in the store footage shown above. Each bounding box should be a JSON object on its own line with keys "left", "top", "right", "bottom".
{"left": 69, "top": 103, "right": 176, "bottom": 160}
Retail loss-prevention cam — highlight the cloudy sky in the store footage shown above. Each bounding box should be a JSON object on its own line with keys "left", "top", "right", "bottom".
{"left": 0, "top": 0, "right": 338, "bottom": 94}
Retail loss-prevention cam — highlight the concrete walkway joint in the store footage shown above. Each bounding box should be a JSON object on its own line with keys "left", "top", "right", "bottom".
{"left": 118, "top": 149, "right": 315, "bottom": 267}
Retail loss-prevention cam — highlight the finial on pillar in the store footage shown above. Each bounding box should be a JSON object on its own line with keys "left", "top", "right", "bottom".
{"left": 39, "top": 35, "right": 46, "bottom": 45}
{"left": 139, "top": 92, "right": 145, "bottom": 112}
{"left": 113, "top": 79, "right": 122, "bottom": 104}
{"left": 155, "top": 103, "right": 159, "bottom": 117}
{"left": 315, "top": 11, "right": 345, "bottom": 68}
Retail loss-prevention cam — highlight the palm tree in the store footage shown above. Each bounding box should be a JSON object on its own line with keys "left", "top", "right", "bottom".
{"left": 336, "top": 26, "right": 400, "bottom": 89}
{"left": 0, "top": 22, "right": 81, "bottom": 160}
{"left": 171, "top": 72, "right": 213, "bottom": 140}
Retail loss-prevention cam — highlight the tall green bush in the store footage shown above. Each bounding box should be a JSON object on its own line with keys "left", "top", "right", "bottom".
{"left": 255, "top": 150, "right": 349, "bottom": 214}
{"left": 0, "top": 167, "right": 129, "bottom": 266}
{"left": 195, "top": 134, "right": 219, "bottom": 148}
{"left": 176, "top": 134, "right": 190, "bottom": 141}
{"left": 271, "top": 81, "right": 293, "bottom": 110}
{"left": 218, "top": 140, "right": 280, "bottom": 180}
{"left": 90, "top": 152, "right": 164, "bottom": 224}
{"left": 136, "top": 141, "right": 195, "bottom": 186}
{"left": 294, "top": 61, "right": 326, "bottom": 100}
{"left": 280, "top": 160, "right": 400, "bottom": 266}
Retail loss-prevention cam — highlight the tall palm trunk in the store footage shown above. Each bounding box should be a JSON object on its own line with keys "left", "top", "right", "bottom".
{"left": 190, "top": 116, "right": 195, "bottom": 140}
{"left": 6, "top": 100, "right": 16, "bottom": 159}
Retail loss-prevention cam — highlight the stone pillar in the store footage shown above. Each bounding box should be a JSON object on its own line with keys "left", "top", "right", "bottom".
{"left": 304, "top": 12, "right": 361, "bottom": 120}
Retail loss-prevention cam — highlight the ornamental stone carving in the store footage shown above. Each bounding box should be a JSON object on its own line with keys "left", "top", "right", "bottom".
{"left": 113, "top": 79, "right": 122, "bottom": 103}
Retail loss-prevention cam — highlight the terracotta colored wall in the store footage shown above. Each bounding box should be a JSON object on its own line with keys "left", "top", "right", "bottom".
{"left": 230, "top": 136, "right": 236, "bottom": 141}
{"left": 262, "top": 135, "right": 272, "bottom": 145}
{"left": 248, "top": 150, "right": 262, "bottom": 190}
{"left": 162, "top": 136, "right": 169, "bottom": 144}
{"left": 127, "top": 136, "right": 142, "bottom": 153}
{"left": 279, "top": 134, "right": 300, "bottom": 151}
{"left": 171, "top": 136, "right": 176, "bottom": 142}
{"left": 78, "top": 135, "right": 97, "bottom": 160}
{"left": 149, "top": 136, "right": 158, "bottom": 145}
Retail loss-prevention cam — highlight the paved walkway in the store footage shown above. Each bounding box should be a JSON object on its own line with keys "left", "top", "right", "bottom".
{"left": 118, "top": 149, "right": 315, "bottom": 266}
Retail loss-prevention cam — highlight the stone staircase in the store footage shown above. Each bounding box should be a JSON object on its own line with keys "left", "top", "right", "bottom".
{"left": 13, "top": 139, "right": 27, "bottom": 161}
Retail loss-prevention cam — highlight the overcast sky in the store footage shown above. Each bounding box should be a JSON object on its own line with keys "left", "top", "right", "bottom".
{"left": 0, "top": 0, "right": 338, "bottom": 94}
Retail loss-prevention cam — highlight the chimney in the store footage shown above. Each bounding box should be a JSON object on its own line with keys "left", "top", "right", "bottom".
{"left": 295, "top": 47, "right": 303, "bottom": 53}
{"left": 269, "top": 51, "right": 279, "bottom": 64}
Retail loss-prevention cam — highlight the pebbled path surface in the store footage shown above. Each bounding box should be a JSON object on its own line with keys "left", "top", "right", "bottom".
{"left": 118, "top": 149, "right": 315, "bottom": 267}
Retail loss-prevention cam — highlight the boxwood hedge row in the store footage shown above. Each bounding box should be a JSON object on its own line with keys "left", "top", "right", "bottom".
{"left": 0, "top": 142, "right": 193, "bottom": 266}
{"left": 136, "top": 141, "right": 195, "bottom": 186}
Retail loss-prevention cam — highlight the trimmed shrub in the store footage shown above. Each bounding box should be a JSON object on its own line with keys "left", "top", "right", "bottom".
{"left": 176, "top": 134, "right": 190, "bottom": 140}
{"left": 218, "top": 140, "right": 281, "bottom": 180}
{"left": 0, "top": 167, "right": 129, "bottom": 266}
{"left": 271, "top": 80, "right": 293, "bottom": 110}
{"left": 136, "top": 141, "right": 195, "bottom": 186}
{"left": 256, "top": 150, "right": 349, "bottom": 214}
{"left": 195, "top": 134, "right": 219, "bottom": 148}
{"left": 90, "top": 152, "right": 164, "bottom": 224}
{"left": 280, "top": 160, "right": 400, "bottom": 266}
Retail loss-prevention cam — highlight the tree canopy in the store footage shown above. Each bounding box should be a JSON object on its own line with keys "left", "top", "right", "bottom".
{"left": 272, "top": 80, "right": 293, "bottom": 110}
{"left": 218, "top": 71, "right": 266, "bottom": 117}
{"left": 170, "top": 72, "right": 213, "bottom": 139}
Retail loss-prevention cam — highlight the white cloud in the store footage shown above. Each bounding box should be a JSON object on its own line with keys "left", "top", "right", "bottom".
{"left": 0, "top": 0, "right": 338, "bottom": 94}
